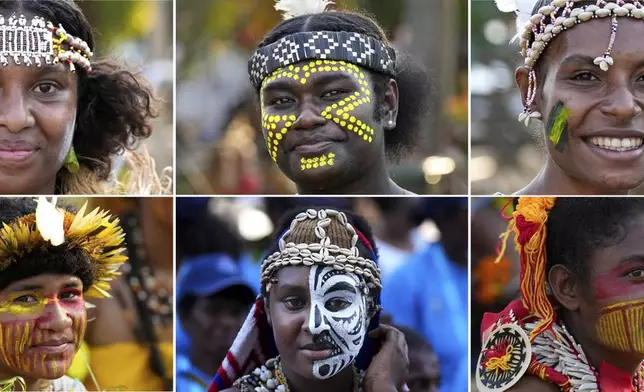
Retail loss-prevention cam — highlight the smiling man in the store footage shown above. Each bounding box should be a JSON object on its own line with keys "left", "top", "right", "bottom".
{"left": 248, "top": 1, "right": 429, "bottom": 195}
{"left": 497, "top": 0, "right": 644, "bottom": 195}
{"left": 0, "top": 197, "right": 127, "bottom": 392}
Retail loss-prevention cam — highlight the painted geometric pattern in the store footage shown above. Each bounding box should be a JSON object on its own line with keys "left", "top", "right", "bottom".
{"left": 260, "top": 60, "right": 375, "bottom": 171}
{"left": 597, "top": 300, "right": 644, "bottom": 353}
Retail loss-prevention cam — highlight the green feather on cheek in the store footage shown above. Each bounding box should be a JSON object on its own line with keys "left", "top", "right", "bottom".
{"left": 546, "top": 100, "right": 570, "bottom": 153}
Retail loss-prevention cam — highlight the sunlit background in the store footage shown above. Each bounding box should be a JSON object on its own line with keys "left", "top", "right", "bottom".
{"left": 79, "top": 1, "right": 174, "bottom": 186}
{"left": 176, "top": 0, "right": 468, "bottom": 194}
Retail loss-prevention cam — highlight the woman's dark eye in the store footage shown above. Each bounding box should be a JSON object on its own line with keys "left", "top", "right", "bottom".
{"left": 571, "top": 72, "right": 598, "bottom": 81}
{"left": 627, "top": 269, "right": 644, "bottom": 279}
{"left": 60, "top": 291, "right": 81, "bottom": 300}
{"left": 325, "top": 298, "right": 350, "bottom": 311}
{"left": 13, "top": 294, "right": 38, "bottom": 304}
{"left": 33, "top": 83, "right": 59, "bottom": 94}
{"left": 284, "top": 297, "right": 305, "bottom": 309}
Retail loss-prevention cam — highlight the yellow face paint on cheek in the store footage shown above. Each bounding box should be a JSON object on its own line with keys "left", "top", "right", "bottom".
{"left": 0, "top": 320, "right": 35, "bottom": 371}
{"left": 260, "top": 60, "right": 376, "bottom": 170}
{"left": 596, "top": 298, "right": 644, "bottom": 354}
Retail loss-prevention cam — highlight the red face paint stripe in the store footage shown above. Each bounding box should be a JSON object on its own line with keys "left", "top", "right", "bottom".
{"left": 593, "top": 267, "right": 644, "bottom": 300}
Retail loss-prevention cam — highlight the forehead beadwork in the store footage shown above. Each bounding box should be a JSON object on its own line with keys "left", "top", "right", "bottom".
{"left": 501, "top": 0, "right": 644, "bottom": 127}
{"left": 260, "top": 208, "right": 381, "bottom": 293}
{"left": 0, "top": 13, "right": 93, "bottom": 72}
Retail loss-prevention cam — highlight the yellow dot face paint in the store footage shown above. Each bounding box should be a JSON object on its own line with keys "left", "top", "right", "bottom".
{"left": 300, "top": 153, "right": 335, "bottom": 171}
{"left": 596, "top": 298, "right": 644, "bottom": 354}
{"left": 260, "top": 60, "right": 376, "bottom": 171}
{"left": 0, "top": 289, "right": 87, "bottom": 379}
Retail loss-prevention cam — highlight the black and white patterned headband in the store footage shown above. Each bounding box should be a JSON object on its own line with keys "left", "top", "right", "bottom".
{"left": 248, "top": 30, "right": 396, "bottom": 89}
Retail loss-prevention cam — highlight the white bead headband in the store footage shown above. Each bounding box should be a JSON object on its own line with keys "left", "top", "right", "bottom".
{"left": 260, "top": 208, "right": 381, "bottom": 292}
{"left": 497, "top": 0, "right": 644, "bottom": 126}
{"left": 0, "top": 14, "right": 93, "bottom": 73}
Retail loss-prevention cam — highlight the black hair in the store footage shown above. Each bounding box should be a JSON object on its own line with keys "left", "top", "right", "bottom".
{"left": 0, "top": 198, "right": 95, "bottom": 291}
{"left": 261, "top": 206, "right": 380, "bottom": 306}
{"left": 0, "top": 0, "right": 156, "bottom": 190}
{"left": 545, "top": 198, "right": 644, "bottom": 283}
{"left": 256, "top": 11, "right": 431, "bottom": 161}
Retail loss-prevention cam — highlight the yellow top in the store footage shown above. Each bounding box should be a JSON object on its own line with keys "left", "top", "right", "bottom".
{"left": 85, "top": 342, "right": 173, "bottom": 391}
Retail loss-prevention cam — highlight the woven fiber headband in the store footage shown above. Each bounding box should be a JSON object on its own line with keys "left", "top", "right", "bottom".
{"left": 248, "top": 30, "right": 396, "bottom": 89}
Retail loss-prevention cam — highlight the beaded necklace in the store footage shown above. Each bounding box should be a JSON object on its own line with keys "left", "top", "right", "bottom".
{"left": 525, "top": 320, "right": 644, "bottom": 392}
{"left": 234, "top": 357, "right": 364, "bottom": 392}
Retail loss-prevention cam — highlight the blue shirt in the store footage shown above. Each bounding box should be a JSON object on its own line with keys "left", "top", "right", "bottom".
{"left": 176, "top": 354, "right": 211, "bottom": 392}
{"left": 381, "top": 242, "right": 469, "bottom": 392}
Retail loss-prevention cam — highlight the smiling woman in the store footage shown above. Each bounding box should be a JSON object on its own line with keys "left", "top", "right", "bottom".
{"left": 250, "top": 0, "right": 430, "bottom": 195}
{"left": 0, "top": 197, "right": 127, "bottom": 391}
{"left": 0, "top": 0, "right": 165, "bottom": 195}
{"left": 493, "top": 0, "right": 644, "bottom": 195}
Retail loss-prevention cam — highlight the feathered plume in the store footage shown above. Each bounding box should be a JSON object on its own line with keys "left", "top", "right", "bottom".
{"left": 274, "top": 0, "right": 335, "bottom": 20}
{"left": 495, "top": 0, "right": 540, "bottom": 43}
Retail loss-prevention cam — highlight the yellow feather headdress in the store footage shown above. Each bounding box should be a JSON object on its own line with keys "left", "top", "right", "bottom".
{"left": 0, "top": 198, "right": 127, "bottom": 299}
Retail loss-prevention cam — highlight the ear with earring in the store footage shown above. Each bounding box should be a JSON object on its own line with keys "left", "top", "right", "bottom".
{"left": 518, "top": 69, "right": 542, "bottom": 127}
{"left": 385, "top": 113, "right": 396, "bottom": 129}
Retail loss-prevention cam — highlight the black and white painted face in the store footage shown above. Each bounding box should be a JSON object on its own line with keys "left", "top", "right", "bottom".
{"left": 308, "top": 265, "right": 368, "bottom": 379}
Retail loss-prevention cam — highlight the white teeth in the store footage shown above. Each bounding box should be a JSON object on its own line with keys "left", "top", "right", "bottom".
{"left": 588, "top": 137, "right": 643, "bottom": 151}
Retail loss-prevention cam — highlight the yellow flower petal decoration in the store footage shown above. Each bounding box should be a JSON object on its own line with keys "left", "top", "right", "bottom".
{"left": 0, "top": 201, "right": 128, "bottom": 299}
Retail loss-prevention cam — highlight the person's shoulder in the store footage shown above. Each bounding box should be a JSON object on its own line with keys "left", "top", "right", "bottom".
{"left": 505, "top": 375, "right": 560, "bottom": 391}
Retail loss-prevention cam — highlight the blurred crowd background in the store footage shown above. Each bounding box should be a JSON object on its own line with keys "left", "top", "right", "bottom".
{"left": 470, "top": 197, "right": 522, "bottom": 392}
{"left": 61, "top": 197, "right": 174, "bottom": 391}
{"left": 471, "top": 1, "right": 644, "bottom": 194}
{"left": 176, "top": 197, "right": 469, "bottom": 392}
{"left": 176, "top": 0, "right": 468, "bottom": 195}
{"left": 79, "top": 1, "right": 174, "bottom": 184}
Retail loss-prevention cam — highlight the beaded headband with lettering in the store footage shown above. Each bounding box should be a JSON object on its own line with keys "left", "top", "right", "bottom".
{"left": 0, "top": 14, "right": 93, "bottom": 73}
{"left": 248, "top": 30, "right": 396, "bottom": 89}
{"left": 496, "top": 0, "right": 643, "bottom": 126}
{"left": 260, "top": 208, "right": 382, "bottom": 291}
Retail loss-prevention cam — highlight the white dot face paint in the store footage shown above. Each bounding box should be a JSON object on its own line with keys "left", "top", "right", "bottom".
{"left": 308, "top": 265, "right": 368, "bottom": 379}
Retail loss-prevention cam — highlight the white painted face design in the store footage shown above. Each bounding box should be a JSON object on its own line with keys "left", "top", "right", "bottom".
{"left": 308, "top": 265, "right": 368, "bottom": 379}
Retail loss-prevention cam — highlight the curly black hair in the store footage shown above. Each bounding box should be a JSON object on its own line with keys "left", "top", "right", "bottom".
{"left": 256, "top": 11, "right": 431, "bottom": 161}
{"left": 545, "top": 198, "right": 644, "bottom": 284}
{"left": 0, "top": 0, "right": 156, "bottom": 193}
{"left": 0, "top": 198, "right": 95, "bottom": 292}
